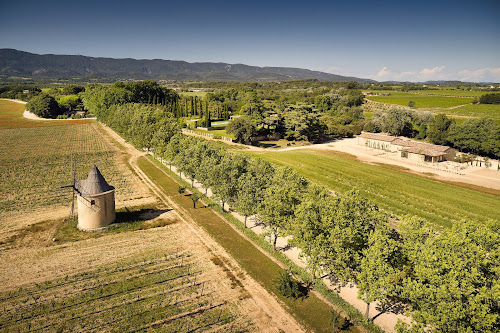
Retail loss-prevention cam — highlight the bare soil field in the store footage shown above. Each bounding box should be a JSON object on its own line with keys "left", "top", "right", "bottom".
{"left": 0, "top": 210, "right": 301, "bottom": 332}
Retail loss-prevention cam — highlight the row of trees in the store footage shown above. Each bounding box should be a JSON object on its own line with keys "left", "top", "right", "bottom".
{"left": 155, "top": 134, "right": 499, "bottom": 332}
{"left": 82, "top": 87, "right": 499, "bottom": 332}
{"left": 480, "top": 93, "right": 500, "bottom": 104}
{"left": 81, "top": 80, "right": 179, "bottom": 119}
{"left": 427, "top": 115, "right": 500, "bottom": 158}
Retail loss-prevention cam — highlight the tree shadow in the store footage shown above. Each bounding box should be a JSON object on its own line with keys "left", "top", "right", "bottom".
{"left": 254, "top": 141, "right": 280, "bottom": 148}
{"left": 372, "top": 296, "right": 407, "bottom": 320}
{"left": 113, "top": 208, "right": 172, "bottom": 225}
{"left": 279, "top": 243, "right": 294, "bottom": 251}
{"left": 250, "top": 219, "right": 265, "bottom": 229}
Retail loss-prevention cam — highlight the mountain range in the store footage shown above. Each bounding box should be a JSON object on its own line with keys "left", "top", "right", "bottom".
{"left": 0, "top": 49, "right": 373, "bottom": 82}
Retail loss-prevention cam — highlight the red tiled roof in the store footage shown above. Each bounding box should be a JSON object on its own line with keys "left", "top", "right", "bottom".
{"left": 359, "top": 132, "right": 397, "bottom": 142}
{"left": 392, "top": 138, "right": 450, "bottom": 154}
{"left": 401, "top": 147, "right": 447, "bottom": 157}
{"left": 360, "top": 132, "right": 452, "bottom": 156}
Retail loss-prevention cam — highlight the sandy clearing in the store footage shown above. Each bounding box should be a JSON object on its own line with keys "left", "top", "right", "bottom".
{"left": 0, "top": 98, "right": 93, "bottom": 121}
{"left": 1, "top": 98, "right": 27, "bottom": 105}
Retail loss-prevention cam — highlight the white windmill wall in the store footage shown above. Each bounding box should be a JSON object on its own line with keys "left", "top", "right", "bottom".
{"left": 77, "top": 190, "right": 115, "bottom": 230}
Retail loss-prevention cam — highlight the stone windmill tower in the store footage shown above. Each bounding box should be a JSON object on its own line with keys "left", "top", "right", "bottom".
{"left": 75, "top": 165, "right": 116, "bottom": 230}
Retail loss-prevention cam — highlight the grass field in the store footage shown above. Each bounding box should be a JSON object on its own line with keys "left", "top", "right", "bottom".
{"left": 247, "top": 150, "right": 500, "bottom": 229}
{"left": 179, "top": 91, "right": 208, "bottom": 97}
{"left": 0, "top": 99, "right": 92, "bottom": 129}
{"left": 366, "top": 91, "right": 472, "bottom": 108}
{"left": 138, "top": 156, "right": 359, "bottom": 333}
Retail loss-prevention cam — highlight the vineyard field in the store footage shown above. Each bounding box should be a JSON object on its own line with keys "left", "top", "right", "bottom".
{"left": 0, "top": 123, "right": 149, "bottom": 230}
{"left": 434, "top": 103, "right": 500, "bottom": 121}
{"left": 365, "top": 91, "right": 472, "bottom": 108}
{"left": 0, "top": 214, "right": 256, "bottom": 332}
{"left": 248, "top": 150, "right": 500, "bottom": 228}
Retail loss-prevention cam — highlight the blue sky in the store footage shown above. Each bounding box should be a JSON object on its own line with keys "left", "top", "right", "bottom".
{"left": 1, "top": 0, "right": 499, "bottom": 82}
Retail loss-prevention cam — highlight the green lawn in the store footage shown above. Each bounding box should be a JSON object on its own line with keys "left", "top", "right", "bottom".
{"left": 179, "top": 91, "right": 208, "bottom": 97}
{"left": 192, "top": 128, "right": 234, "bottom": 139}
{"left": 247, "top": 150, "right": 500, "bottom": 229}
{"left": 366, "top": 91, "right": 472, "bottom": 108}
{"left": 137, "top": 156, "right": 359, "bottom": 333}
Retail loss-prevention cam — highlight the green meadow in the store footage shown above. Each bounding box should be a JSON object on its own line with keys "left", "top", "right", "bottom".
{"left": 366, "top": 91, "right": 473, "bottom": 108}
{"left": 248, "top": 150, "right": 500, "bottom": 229}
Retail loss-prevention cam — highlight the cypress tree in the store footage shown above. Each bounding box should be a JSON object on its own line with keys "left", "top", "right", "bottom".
{"left": 205, "top": 102, "right": 211, "bottom": 128}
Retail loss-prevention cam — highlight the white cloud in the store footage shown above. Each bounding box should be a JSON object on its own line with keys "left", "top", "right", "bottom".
{"left": 458, "top": 68, "right": 500, "bottom": 82}
{"left": 373, "top": 66, "right": 416, "bottom": 81}
{"left": 418, "top": 66, "right": 446, "bottom": 79}
{"left": 371, "top": 65, "right": 450, "bottom": 82}
{"left": 370, "top": 65, "right": 500, "bottom": 82}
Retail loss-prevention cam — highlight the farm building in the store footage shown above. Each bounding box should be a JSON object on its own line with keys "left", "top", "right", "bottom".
{"left": 358, "top": 132, "right": 456, "bottom": 163}
{"left": 76, "top": 165, "right": 116, "bottom": 230}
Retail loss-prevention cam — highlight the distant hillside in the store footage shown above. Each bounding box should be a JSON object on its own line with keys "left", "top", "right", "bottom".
{"left": 0, "top": 49, "right": 373, "bottom": 83}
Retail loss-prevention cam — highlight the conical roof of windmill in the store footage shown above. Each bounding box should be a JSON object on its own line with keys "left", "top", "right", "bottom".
{"left": 77, "top": 165, "right": 114, "bottom": 196}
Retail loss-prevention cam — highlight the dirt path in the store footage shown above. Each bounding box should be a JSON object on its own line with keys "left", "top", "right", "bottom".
{"left": 98, "top": 123, "right": 305, "bottom": 333}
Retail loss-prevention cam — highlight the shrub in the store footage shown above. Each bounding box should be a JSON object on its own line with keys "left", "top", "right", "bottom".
{"left": 26, "top": 93, "right": 62, "bottom": 118}
{"left": 479, "top": 93, "right": 500, "bottom": 104}
{"left": 274, "top": 269, "right": 307, "bottom": 299}
{"left": 363, "top": 121, "right": 381, "bottom": 133}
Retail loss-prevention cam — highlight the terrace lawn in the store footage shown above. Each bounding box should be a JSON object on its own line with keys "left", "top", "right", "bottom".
{"left": 366, "top": 91, "right": 472, "bottom": 108}
{"left": 247, "top": 150, "right": 500, "bottom": 229}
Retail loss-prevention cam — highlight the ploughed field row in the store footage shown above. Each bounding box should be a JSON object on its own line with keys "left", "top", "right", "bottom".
{"left": 250, "top": 150, "right": 500, "bottom": 228}
{"left": 0, "top": 123, "right": 139, "bottom": 217}
{"left": 0, "top": 249, "right": 251, "bottom": 332}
